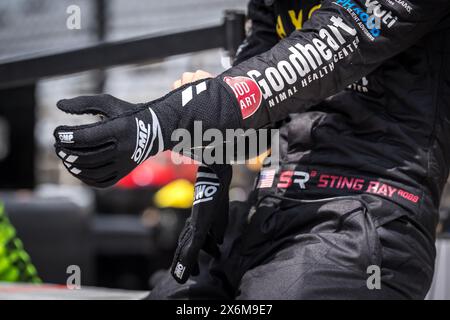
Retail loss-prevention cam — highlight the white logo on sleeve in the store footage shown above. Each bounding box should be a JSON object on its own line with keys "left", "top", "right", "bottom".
{"left": 181, "top": 81, "right": 207, "bottom": 107}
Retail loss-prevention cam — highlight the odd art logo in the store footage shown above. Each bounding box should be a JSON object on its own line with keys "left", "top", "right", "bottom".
{"left": 223, "top": 76, "right": 262, "bottom": 119}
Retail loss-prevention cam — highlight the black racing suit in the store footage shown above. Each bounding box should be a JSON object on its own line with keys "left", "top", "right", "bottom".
{"left": 149, "top": 0, "right": 450, "bottom": 299}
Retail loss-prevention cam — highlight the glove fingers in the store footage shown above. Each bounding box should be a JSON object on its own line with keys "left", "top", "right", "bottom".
{"left": 57, "top": 94, "right": 134, "bottom": 118}
{"left": 55, "top": 143, "right": 116, "bottom": 167}
{"left": 58, "top": 154, "right": 118, "bottom": 187}
{"left": 170, "top": 221, "right": 205, "bottom": 284}
{"left": 64, "top": 162, "right": 118, "bottom": 182}
{"left": 54, "top": 121, "right": 114, "bottom": 149}
{"left": 170, "top": 210, "right": 216, "bottom": 284}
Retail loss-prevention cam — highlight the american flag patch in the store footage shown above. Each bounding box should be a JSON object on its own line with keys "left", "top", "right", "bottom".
{"left": 257, "top": 169, "right": 276, "bottom": 189}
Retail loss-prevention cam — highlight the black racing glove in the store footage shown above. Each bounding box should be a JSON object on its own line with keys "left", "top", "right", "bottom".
{"left": 54, "top": 79, "right": 243, "bottom": 188}
{"left": 54, "top": 94, "right": 165, "bottom": 187}
{"left": 53, "top": 78, "right": 243, "bottom": 285}
{"left": 170, "top": 164, "right": 232, "bottom": 283}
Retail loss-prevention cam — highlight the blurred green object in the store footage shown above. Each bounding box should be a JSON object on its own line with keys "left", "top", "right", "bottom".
{"left": 0, "top": 202, "right": 41, "bottom": 283}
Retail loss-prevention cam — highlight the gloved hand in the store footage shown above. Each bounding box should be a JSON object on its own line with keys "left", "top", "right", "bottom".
{"left": 54, "top": 94, "right": 165, "bottom": 187}
{"left": 52, "top": 77, "right": 248, "bottom": 284}
{"left": 54, "top": 76, "right": 243, "bottom": 188}
{"left": 170, "top": 164, "right": 232, "bottom": 283}
{"left": 54, "top": 93, "right": 234, "bottom": 284}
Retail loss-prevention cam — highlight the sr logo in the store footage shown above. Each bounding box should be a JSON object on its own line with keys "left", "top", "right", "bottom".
{"left": 277, "top": 170, "right": 310, "bottom": 189}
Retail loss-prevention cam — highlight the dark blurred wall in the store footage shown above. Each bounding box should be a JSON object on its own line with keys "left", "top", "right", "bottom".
{"left": 0, "top": 85, "right": 35, "bottom": 189}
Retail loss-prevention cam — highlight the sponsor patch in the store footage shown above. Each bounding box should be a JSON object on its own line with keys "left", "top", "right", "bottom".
{"left": 273, "top": 168, "right": 420, "bottom": 204}
{"left": 223, "top": 76, "right": 262, "bottom": 119}
{"left": 245, "top": 16, "right": 358, "bottom": 109}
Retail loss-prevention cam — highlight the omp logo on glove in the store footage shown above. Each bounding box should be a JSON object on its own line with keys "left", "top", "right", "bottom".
{"left": 131, "top": 109, "right": 164, "bottom": 165}
{"left": 223, "top": 76, "right": 262, "bottom": 119}
{"left": 58, "top": 132, "right": 74, "bottom": 143}
{"left": 193, "top": 171, "right": 220, "bottom": 205}
{"left": 173, "top": 262, "right": 186, "bottom": 280}
{"left": 132, "top": 118, "right": 151, "bottom": 164}
{"left": 193, "top": 182, "right": 219, "bottom": 205}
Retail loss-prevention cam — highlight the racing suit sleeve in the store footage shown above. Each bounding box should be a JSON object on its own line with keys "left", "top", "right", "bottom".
{"left": 149, "top": 0, "right": 450, "bottom": 143}
{"left": 233, "top": 0, "right": 278, "bottom": 66}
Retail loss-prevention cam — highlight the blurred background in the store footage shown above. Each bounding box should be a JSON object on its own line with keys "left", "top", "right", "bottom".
{"left": 0, "top": 0, "right": 448, "bottom": 298}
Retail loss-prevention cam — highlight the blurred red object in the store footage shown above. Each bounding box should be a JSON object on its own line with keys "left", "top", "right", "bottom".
{"left": 117, "top": 151, "right": 198, "bottom": 189}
